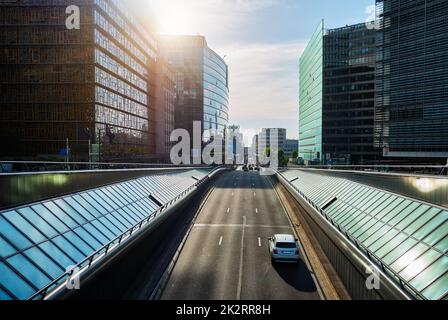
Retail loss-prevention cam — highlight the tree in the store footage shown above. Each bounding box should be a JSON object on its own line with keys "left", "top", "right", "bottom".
{"left": 292, "top": 150, "right": 299, "bottom": 159}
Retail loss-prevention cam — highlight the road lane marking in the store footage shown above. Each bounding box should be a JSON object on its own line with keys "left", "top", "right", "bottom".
{"left": 237, "top": 216, "right": 246, "bottom": 300}
{"left": 255, "top": 208, "right": 258, "bottom": 214}
{"left": 227, "top": 208, "right": 230, "bottom": 213}
{"left": 232, "top": 192, "right": 234, "bottom": 196}
{"left": 194, "top": 224, "right": 290, "bottom": 229}
{"left": 258, "top": 237, "right": 262, "bottom": 247}
{"left": 219, "top": 236, "right": 223, "bottom": 246}
{"left": 254, "top": 192, "right": 256, "bottom": 197}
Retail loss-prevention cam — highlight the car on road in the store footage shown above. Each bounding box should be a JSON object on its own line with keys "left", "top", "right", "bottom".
{"left": 268, "top": 234, "right": 299, "bottom": 263}
{"left": 243, "top": 165, "right": 249, "bottom": 171}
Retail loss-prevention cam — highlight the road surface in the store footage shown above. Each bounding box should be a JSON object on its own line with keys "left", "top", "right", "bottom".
{"left": 161, "top": 169, "right": 321, "bottom": 300}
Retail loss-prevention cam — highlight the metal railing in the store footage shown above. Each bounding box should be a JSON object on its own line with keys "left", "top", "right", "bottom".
{"left": 0, "top": 161, "right": 211, "bottom": 173}
{"left": 278, "top": 171, "right": 427, "bottom": 300}
{"left": 286, "top": 164, "right": 448, "bottom": 176}
{"left": 28, "top": 167, "right": 222, "bottom": 300}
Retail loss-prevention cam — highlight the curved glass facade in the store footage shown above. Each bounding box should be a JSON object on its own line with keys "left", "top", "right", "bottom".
{"left": 203, "top": 48, "right": 229, "bottom": 133}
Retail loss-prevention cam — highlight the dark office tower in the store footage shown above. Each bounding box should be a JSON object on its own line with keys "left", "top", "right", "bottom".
{"left": 155, "top": 58, "right": 176, "bottom": 161}
{"left": 158, "top": 35, "right": 229, "bottom": 141}
{"left": 0, "top": 0, "right": 157, "bottom": 161}
{"left": 323, "top": 23, "right": 381, "bottom": 164}
{"left": 375, "top": 0, "right": 448, "bottom": 160}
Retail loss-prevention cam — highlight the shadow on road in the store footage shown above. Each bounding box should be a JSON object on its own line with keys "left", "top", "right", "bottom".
{"left": 273, "top": 259, "right": 317, "bottom": 293}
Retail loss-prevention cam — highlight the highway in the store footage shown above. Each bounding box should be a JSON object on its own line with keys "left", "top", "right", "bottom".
{"left": 161, "top": 169, "right": 321, "bottom": 300}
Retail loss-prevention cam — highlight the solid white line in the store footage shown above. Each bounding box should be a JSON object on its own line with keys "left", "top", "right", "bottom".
{"left": 258, "top": 237, "right": 262, "bottom": 247}
{"left": 227, "top": 208, "right": 230, "bottom": 213}
{"left": 237, "top": 216, "right": 246, "bottom": 300}
{"left": 255, "top": 208, "right": 258, "bottom": 214}
{"left": 194, "top": 223, "right": 290, "bottom": 229}
{"left": 219, "top": 236, "right": 223, "bottom": 246}
{"left": 254, "top": 192, "right": 256, "bottom": 197}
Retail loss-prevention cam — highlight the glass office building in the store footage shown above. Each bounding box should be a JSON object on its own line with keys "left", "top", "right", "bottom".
{"left": 323, "top": 23, "right": 381, "bottom": 164}
{"left": 0, "top": 0, "right": 157, "bottom": 161}
{"left": 375, "top": 0, "right": 448, "bottom": 159}
{"left": 300, "top": 20, "right": 382, "bottom": 165}
{"left": 299, "top": 21, "right": 324, "bottom": 162}
{"left": 159, "top": 35, "right": 229, "bottom": 140}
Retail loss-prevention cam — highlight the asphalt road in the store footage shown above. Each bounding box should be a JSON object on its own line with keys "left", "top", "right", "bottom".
{"left": 161, "top": 169, "right": 321, "bottom": 300}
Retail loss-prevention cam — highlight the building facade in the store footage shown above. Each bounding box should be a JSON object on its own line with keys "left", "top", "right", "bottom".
{"left": 375, "top": 0, "right": 448, "bottom": 160}
{"left": 155, "top": 58, "right": 175, "bottom": 161}
{"left": 284, "top": 139, "right": 299, "bottom": 158}
{"left": 258, "top": 128, "right": 287, "bottom": 153}
{"left": 299, "top": 21, "right": 324, "bottom": 163}
{"left": 323, "top": 23, "right": 381, "bottom": 165}
{"left": 300, "top": 20, "right": 382, "bottom": 165}
{"left": 158, "top": 35, "right": 229, "bottom": 142}
{"left": 0, "top": 0, "right": 157, "bottom": 161}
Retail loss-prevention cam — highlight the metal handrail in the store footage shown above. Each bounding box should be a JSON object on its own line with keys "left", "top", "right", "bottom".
{"left": 27, "top": 167, "right": 221, "bottom": 300}
{"left": 0, "top": 161, "right": 214, "bottom": 173}
{"left": 280, "top": 171, "right": 427, "bottom": 300}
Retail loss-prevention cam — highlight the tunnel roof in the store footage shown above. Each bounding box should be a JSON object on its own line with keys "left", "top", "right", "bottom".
{"left": 281, "top": 169, "right": 448, "bottom": 300}
{"left": 0, "top": 168, "right": 211, "bottom": 300}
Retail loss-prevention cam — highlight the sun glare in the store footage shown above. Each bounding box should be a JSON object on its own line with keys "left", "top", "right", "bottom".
{"left": 150, "top": 1, "right": 198, "bottom": 35}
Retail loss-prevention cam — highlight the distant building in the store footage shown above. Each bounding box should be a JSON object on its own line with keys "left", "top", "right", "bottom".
{"left": 0, "top": 0, "right": 158, "bottom": 161}
{"left": 158, "top": 35, "right": 229, "bottom": 148}
{"left": 155, "top": 58, "right": 176, "bottom": 162}
{"left": 375, "top": 0, "right": 448, "bottom": 161}
{"left": 258, "top": 128, "right": 287, "bottom": 153}
{"left": 284, "top": 139, "right": 299, "bottom": 158}
{"left": 227, "top": 125, "right": 244, "bottom": 164}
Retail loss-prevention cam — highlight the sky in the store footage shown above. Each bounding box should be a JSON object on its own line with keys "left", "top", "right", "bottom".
{"left": 125, "top": 0, "right": 375, "bottom": 139}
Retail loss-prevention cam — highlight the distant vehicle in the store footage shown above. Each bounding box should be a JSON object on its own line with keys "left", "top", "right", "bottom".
{"left": 296, "top": 157, "right": 305, "bottom": 165}
{"left": 254, "top": 166, "right": 260, "bottom": 171}
{"left": 243, "top": 165, "right": 249, "bottom": 171}
{"left": 268, "top": 234, "right": 299, "bottom": 263}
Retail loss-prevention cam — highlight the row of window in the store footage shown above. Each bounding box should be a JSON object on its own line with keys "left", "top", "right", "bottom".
{"left": 95, "top": 0, "right": 156, "bottom": 61}
{"left": 94, "top": 10, "right": 146, "bottom": 65}
{"left": 94, "top": 29, "right": 147, "bottom": 78}
{"left": 95, "top": 49, "right": 147, "bottom": 92}
{"left": 95, "top": 67, "right": 147, "bottom": 105}
{"left": 95, "top": 86, "right": 147, "bottom": 119}
{"left": 95, "top": 104, "right": 148, "bottom": 132}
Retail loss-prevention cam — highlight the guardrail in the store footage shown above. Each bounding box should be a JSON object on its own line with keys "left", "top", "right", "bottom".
{"left": 288, "top": 165, "right": 448, "bottom": 176}
{"left": 28, "top": 166, "right": 225, "bottom": 300}
{"left": 0, "top": 161, "right": 207, "bottom": 173}
{"left": 277, "top": 170, "right": 426, "bottom": 300}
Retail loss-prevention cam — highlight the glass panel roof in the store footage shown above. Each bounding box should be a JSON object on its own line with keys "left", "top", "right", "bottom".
{"left": 285, "top": 169, "right": 448, "bottom": 300}
{"left": 0, "top": 168, "right": 211, "bottom": 300}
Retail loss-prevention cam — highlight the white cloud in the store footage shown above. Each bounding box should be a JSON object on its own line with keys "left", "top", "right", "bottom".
{"left": 219, "top": 41, "right": 307, "bottom": 138}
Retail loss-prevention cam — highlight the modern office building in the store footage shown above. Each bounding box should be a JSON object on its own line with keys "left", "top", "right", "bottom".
{"left": 154, "top": 58, "right": 176, "bottom": 161}
{"left": 323, "top": 23, "right": 381, "bottom": 165}
{"left": 375, "top": 0, "right": 448, "bottom": 160}
{"left": 0, "top": 0, "right": 157, "bottom": 161}
{"left": 300, "top": 20, "right": 381, "bottom": 165}
{"left": 299, "top": 21, "right": 324, "bottom": 163}
{"left": 284, "top": 139, "right": 299, "bottom": 158}
{"left": 158, "top": 35, "right": 229, "bottom": 142}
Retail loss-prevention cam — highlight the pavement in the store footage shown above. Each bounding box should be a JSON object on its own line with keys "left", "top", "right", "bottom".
{"left": 160, "top": 169, "right": 321, "bottom": 300}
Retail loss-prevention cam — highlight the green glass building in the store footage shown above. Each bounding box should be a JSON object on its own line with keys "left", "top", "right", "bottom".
{"left": 299, "top": 21, "right": 324, "bottom": 163}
